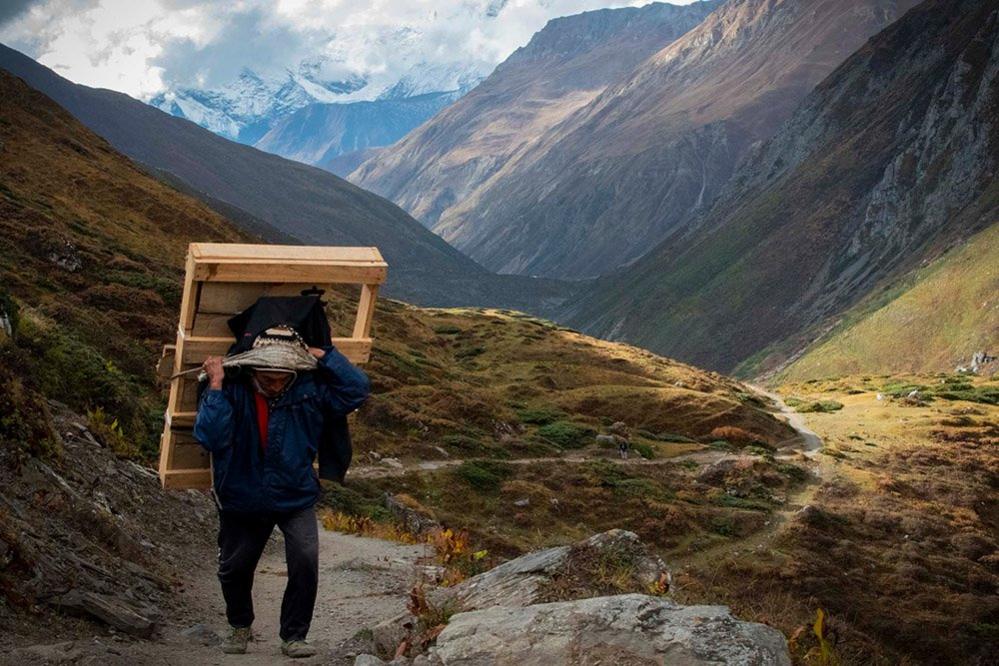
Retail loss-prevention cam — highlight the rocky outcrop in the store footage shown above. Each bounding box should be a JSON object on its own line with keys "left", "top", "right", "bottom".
{"left": 432, "top": 594, "right": 791, "bottom": 666}
{"left": 362, "top": 530, "right": 789, "bottom": 665}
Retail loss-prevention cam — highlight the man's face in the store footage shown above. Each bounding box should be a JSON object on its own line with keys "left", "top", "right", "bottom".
{"left": 252, "top": 370, "right": 293, "bottom": 398}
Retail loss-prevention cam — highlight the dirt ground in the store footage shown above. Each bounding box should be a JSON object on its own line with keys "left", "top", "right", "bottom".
{"left": 2, "top": 527, "right": 428, "bottom": 665}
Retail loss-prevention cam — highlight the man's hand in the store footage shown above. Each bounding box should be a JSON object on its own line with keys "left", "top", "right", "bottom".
{"left": 308, "top": 347, "right": 326, "bottom": 359}
{"left": 203, "top": 356, "right": 224, "bottom": 390}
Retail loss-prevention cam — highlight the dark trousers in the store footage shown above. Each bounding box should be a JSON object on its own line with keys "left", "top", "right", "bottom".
{"left": 217, "top": 505, "right": 319, "bottom": 641}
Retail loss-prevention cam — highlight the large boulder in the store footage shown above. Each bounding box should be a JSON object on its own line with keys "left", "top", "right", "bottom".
{"left": 434, "top": 593, "right": 791, "bottom": 666}
{"left": 445, "top": 528, "right": 667, "bottom": 609}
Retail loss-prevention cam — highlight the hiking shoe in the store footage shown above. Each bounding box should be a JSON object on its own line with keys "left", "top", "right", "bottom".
{"left": 281, "top": 640, "right": 317, "bottom": 658}
{"left": 221, "top": 626, "right": 253, "bottom": 654}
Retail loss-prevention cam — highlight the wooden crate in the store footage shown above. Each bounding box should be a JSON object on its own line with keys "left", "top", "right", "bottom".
{"left": 158, "top": 243, "right": 386, "bottom": 490}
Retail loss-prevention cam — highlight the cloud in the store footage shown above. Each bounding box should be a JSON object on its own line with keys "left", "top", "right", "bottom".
{"left": 0, "top": 0, "right": 698, "bottom": 100}
{"left": 0, "top": 0, "right": 39, "bottom": 26}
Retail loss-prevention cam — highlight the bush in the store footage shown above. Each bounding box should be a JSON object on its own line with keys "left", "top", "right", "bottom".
{"left": 798, "top": 400, "right": 844, "bottom": 413}
{"left": 454, "top": 460, "right": 513, "bottom": 492}
{"left": 516, "top": 407, "right": 565, "bottom": 425}
{"left": 632, "top": 442, "right": 655, "bottom": 459}
{"left": 537, "top": 421, "right": 594, "bottom": 449}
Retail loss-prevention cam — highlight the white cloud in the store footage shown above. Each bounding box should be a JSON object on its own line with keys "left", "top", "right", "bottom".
{"left": 0, "top": 0, "right": 701, "bottom": 100}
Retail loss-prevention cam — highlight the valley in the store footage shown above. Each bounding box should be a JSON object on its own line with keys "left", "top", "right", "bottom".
{"left": 1, "top": 0, "right": 997, "bottom": 663}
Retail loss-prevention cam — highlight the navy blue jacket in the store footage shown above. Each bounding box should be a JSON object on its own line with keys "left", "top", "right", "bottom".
{"left": 193, "top": 346, "right": 370, "bottom": 513}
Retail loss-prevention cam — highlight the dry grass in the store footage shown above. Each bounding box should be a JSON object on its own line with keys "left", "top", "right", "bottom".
{"left": 676, "top": 375, "right": 999, "bottom": 665}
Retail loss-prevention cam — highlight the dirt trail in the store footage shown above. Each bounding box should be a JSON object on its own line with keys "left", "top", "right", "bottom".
{"left": 4, "top": 530, "right": 429, "bottom": 665}
{"left": 152, "top": 530, "right": 427, "bottom": 665}
{"left": 672, "top": 385, "right": 826, "bottom": 570}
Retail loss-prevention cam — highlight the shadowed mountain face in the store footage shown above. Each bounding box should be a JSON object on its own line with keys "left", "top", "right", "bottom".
{"left": 350, "top": 1, "right": 721, "bottom": 231}
{"left": 0, "top": 44, "right": 572, "bottom": 313}
{"left": 356, "top": 0, "right": 918, "bottom": 280}
{"left": 565, "top": 0, "right": 998, "bottom": 374}
{"left": 254, "top": 91, "right": 461, "bottom": 167}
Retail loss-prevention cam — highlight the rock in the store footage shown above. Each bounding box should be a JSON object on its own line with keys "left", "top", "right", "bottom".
{"left": 179, "top": 623, "right": 220, "bottom": 646}
{"left": 608, "top": 421, "right": 628, "bottom": 435}
{"left": 9, "top": 641, "right": 83, "bottom": 663}
{"left": 445, "top": 529, "right": 666, "bottom": 610}
{"left": 594, "top": 434, "right": 616, "bottom": 446}
{"left": 355, "top": 655, "right": 388, "bottom": 666}
{"left": 383, "top": 493, "right": 441, "bottom": 535}
{"left": 52, "top": 589, "right": 156, "bottom": 637}
{"left": 434, "top": 594, "right": 791, "bottom": 665}
{"left": 512, "top": 498, "right": 530, "bottom": 507}
{"left": 381, "top": 457, "right": 404, "bottom": 469}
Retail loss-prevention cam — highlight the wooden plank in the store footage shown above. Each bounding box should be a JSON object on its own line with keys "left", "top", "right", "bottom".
{"left": 162, "top": 468, "right": 212, "bottom": 490}
{"left": 352, "top": 284, "right": 379, "bottom": 339}
{"left": 170, "top": 436, "right": 211, "bottom": 469}
{"left": 168, "top": 412, "right": 197, "bottom": 428}
{"left": 197, "top": 282, "right": 335, "bottom": 315}
{"left": 180, "top": 335, "right": 371, "bottom": 365}
{"left": 156, "top": 345, "right": 176, "bottom": 380}
{"left": 190, "top": 243, "right": 384, "bottom": 263}
{"left": 177, "top": 252, "right": 200, "bottom": 334}
{"left": 193, "top": 261, "right": 386, "bottom": 285}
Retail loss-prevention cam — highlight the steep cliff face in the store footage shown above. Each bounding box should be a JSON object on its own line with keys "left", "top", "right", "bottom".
{"left": 425, "top": 0, "right": 918, "bottom": 278}
{"left": 349, "top": 1, "right": 720, "bottom": 229}
{"left": 567, "top": 0, "right": 999, "bottom": 374}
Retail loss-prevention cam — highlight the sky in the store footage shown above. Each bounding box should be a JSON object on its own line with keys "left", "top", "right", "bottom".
{"left": 0, "top": 0, "right": 699, "bottom": 101}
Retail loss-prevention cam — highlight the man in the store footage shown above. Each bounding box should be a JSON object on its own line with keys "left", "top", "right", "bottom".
{"left": 195, "top": 336, "right": 370, "bottom": 658}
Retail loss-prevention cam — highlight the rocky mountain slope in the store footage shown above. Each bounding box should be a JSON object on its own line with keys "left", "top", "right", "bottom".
{"left": 776, "top": 220, "right": 999, "bottom": 381}
{"left": 566, "top": 0, "right": 998, "bottom": 374}
{"left": 255, "top": 91, "right": 460, "bottom": 168}
{"left": 350, "top": 1, "right": 720, "bottom": 230}
{"left": 0, "top": 44, "right": 570, "bottom": 313}
{"left": 360, "top": 0, "right": 917, "bottom": 279}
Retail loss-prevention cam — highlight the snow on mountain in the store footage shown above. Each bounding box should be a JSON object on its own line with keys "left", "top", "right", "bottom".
{"left": 149, "top": 57, "right": 485, "bottom": 145}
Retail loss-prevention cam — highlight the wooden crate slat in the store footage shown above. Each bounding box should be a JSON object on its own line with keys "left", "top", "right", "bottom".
{"left": 190, "top": 243, "right": 384, "bottom": 263}
{"left": 180, "top": 335, "right": 371, "bottom": 365}
{"left": 197, "top": 282, "right": 336, "bottom": 315}
{"left": 162, "top": 468, "right": 213, "bottom": 490}
{"left": 193, "top": 261, "right": 386, "bottom": 285}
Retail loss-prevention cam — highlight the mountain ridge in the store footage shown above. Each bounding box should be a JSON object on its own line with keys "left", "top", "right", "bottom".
{"left": 0, "top": 43, "right": 573, "bottom": 313}
{"left": 565, "top": 0, "right": 998, "bottom": 374}
{"left": 350, "top": 0, "right": 721, "bottom": 231}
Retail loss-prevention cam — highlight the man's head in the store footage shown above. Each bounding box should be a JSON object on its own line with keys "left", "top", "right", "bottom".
{"left": 251, "top": 369, "right": 295, "bottom": 398}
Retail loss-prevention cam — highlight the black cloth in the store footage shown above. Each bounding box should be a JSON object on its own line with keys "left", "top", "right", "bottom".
{"left": 217, "top": 505, "right": 319, "bottom": 641}
{"left": 219, "top": 295, "right": 353, "bottom": 484}
{"left": 226, "top": 295, "right": 332, "bottom": 354}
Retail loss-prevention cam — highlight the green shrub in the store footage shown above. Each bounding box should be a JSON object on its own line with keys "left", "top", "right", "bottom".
{"left": 798, "top": 400, "right": 844, "bottom": 413}
{"left": 516, "top": 407, "right": 565, "bottom": 425}
{"left": 632, "top": 442, "right": 655, "bottom": 459}
{"left": 536, "top": 421, "right": 594, "bottom": 449}
{"left": 454, "top": 460, "right": 513, "bottom": 492}
{"left": 432, "top": 325, "right": 462, "bottom": 335}
{"left": 657, "top": 432, "right": 697, "bottom": 443}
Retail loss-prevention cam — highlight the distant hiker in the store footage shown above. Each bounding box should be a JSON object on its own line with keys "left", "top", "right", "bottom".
{"left": 618, "top": 440, "right": 629, "bottom": 460}
{"left": 195, "top": 323, "right": 370, "bottom": 658}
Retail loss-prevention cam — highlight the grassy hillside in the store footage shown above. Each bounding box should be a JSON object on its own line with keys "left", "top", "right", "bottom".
{"left": 0, "top": 69, "right": 254, "bottom": 450}
{"left": 776, "top": 220, "right": 999, "bottom": 381}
